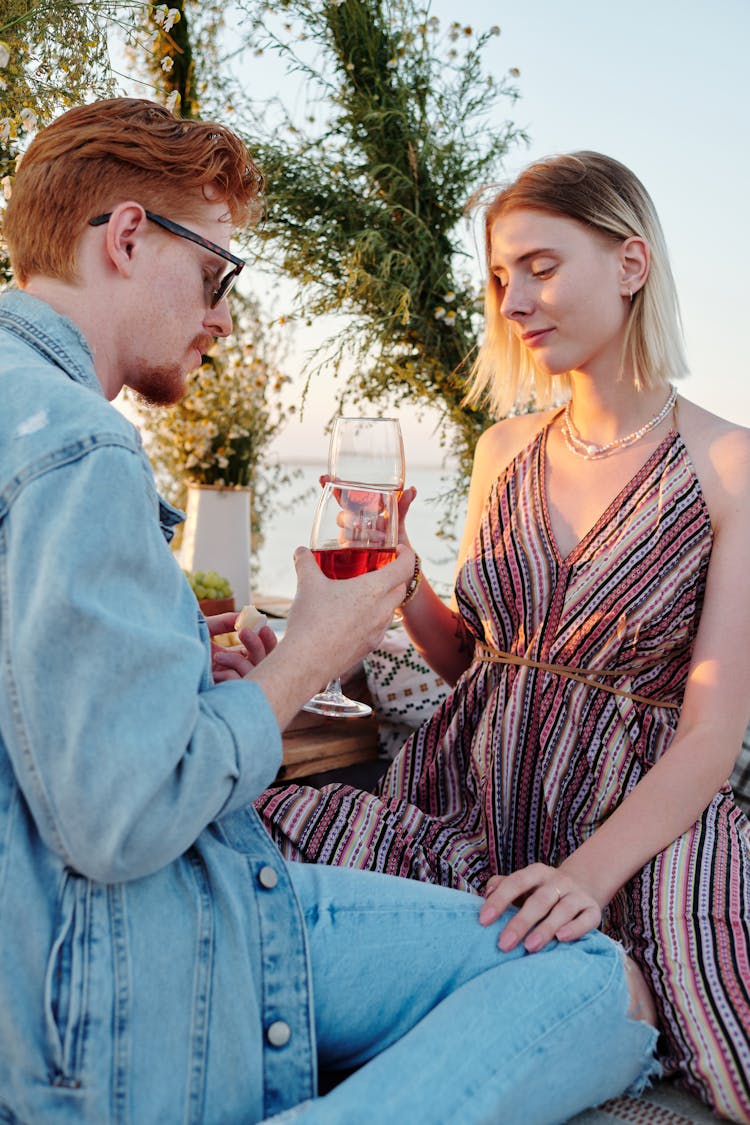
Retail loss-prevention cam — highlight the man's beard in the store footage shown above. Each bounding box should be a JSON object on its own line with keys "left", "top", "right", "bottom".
{"left": 128, "top": 362, "right": 188, "bottom": 407}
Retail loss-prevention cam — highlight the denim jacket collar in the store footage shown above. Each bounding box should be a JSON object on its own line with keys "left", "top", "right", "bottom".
{"left": 0, "top": 288, "right": 104, "bottom": 398}
{"left": 0, "top": 288, "right": 186, "bottom": 539}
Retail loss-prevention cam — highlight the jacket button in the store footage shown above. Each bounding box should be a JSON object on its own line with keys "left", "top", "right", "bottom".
{"left": 258, "top": 865, "right": 279, "bottom": 889}
{"left": 266, "top": 1020, "right": 291, "bottom": 1048}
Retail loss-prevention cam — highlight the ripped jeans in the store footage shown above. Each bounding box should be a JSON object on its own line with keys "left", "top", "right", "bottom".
{"left": 270, "top": 863, "right": 660, "bottom": 1125}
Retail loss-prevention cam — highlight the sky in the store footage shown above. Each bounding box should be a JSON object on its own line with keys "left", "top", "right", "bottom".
{"left": 257, "top": 0, "right": 750, "bottom": 468}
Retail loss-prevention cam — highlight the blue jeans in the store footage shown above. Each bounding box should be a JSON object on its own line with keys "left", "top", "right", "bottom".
{"left": 273, "top": 863, "right": 660, "bottom": 1125}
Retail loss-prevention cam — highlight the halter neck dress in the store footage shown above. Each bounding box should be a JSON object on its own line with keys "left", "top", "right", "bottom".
{"left": 257, "top": 417, "right": 750, "bottom": 1120}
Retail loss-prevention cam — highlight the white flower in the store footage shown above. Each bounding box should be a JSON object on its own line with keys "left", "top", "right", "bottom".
{"left": 165, "top": 89, "right": 180, "bottom": 112}
{"left": 152, "top": 4, "right": 168, "bottom": 26}
{"left": 162, "top": 7, "right": 180, "bottom": 32}
{"left": 386, "top": 57, "right": 398, "bottom": 69}
{"left": 0, "top": 119, "right": 10, "bottom": 143}
{"left": 161, "top": 56, "right": 174, "bottom": 73}
{"left": 443, "top": 290, "right": 455, "bottom": 303}
{"left": 0, "top": 41, "right": 10, "bottom": 69}
{"left": 0, "top": 77, "right": 6, "bottom": 91}
{"left": 434, "top": 306, "right": 446, "bottom": 320}
{"left": 489, "top": 25, "right": 501, "bottom": 36}
{"left": 19, "top": 107, "right": 37, "bottom": 133}
{"left": 444, "top": 309, "right": 457, "bottom": 325}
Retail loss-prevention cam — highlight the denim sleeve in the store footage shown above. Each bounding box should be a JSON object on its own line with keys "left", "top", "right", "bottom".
{"left": 1, "top": 440, "right": 282, "bottom": 882}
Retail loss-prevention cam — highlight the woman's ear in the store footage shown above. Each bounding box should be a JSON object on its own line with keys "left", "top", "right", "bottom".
{"left": 619, "top": 235, "right": 650, "bottom": 300}
{"left": 103, "top": 202, "right": 148, "bottom": 279}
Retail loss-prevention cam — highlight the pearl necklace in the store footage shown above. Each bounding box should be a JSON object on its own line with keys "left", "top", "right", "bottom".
{"left": 561, "top": 385, "right": 677, "bottom": 460}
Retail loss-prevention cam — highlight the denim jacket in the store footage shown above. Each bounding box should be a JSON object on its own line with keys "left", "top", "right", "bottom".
{"left": 0, "top": 291, "right": 313, "bottom": 1123}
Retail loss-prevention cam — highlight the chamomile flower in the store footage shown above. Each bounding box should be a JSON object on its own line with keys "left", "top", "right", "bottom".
{"left": 19, "top": 108, "right": 38, "bottom": 133}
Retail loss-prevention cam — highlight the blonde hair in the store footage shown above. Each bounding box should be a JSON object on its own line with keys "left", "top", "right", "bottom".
{"left": 464, "top": 151, "right": 688, "bottom": 417}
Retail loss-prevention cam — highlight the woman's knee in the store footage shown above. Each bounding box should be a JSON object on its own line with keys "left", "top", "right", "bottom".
{"left": 623, "top": 955, "right": 659, "bottom": 1028}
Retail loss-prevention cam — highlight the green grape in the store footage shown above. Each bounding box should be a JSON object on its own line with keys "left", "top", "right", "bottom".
{"left": 183, "top": 569, "right": 232, "bottom": 600}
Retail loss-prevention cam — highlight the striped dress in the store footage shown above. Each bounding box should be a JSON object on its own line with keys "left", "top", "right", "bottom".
{"left": 257, "top": 422, "right": 750, "bottom": 1121}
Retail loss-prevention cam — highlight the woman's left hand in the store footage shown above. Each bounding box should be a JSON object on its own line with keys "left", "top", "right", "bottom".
{"left": 478, "top": 862, "right": 602, "bottom": 953}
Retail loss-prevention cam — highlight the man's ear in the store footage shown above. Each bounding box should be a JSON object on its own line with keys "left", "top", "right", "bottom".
{"left": 619, "top": 235, "right": 650, "bottom": 299}
{"left": 102, "top": 203, "right": 149, "bottom": 280}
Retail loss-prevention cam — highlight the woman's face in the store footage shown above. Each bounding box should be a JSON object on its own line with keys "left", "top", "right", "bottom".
{"left": 489, "top": 208, "right": 631, "bottom": 379}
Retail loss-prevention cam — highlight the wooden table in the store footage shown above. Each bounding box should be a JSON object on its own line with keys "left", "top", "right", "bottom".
{"left": 277, "top": 668, "right": 380, "bottom": 781}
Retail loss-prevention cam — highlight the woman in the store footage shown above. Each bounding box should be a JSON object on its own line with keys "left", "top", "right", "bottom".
{"left": 257, "top": 152, "right": 750, "bottom": 1121}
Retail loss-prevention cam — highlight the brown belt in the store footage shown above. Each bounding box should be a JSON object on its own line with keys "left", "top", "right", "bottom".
{"left": 473, "top": 644, "right": 678, "bottom": 710}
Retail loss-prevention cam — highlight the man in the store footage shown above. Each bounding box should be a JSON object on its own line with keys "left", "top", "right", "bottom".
{"left": 0, "top": 99, "right": 657, "bottom": 1124}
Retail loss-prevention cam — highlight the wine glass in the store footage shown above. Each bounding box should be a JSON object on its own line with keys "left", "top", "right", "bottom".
{"left": 303, "top": 482, "right": 399, "bottom": 718}
{"left": 328, "top": 416, "right": 405, "bottom": 490}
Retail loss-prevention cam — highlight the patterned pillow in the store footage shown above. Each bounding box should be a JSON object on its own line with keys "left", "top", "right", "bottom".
{"left": 364, "top": 624, "right": 450, "bottom": 760}
{"left": 731, "top": 725, "right": 750, "bottom": 816}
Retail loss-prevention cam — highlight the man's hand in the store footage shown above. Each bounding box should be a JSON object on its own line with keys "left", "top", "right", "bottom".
{"left": 283, "top": 544, "right": 413, "bottom": 674}
{"left": 244, "top": 544, "right": 414, "bottom": 730}
{"left": 207, "top": 611, "right": 277, "bottom": 682}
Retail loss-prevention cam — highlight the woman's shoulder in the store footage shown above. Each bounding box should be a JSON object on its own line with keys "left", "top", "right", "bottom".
{"left": 476, "top": 407, "right": 559, "bottom": 468}
{"left": 677, "top": 395, "right": 750, "bottom": 459}
{"left": 677, "top": 395, "right": 750, "bottom": 521}
{"left": 464, "top": 409, "right": 559, "bottom": 526}
{"left": 457, "top": 408, "right": 560, "bottom": 571}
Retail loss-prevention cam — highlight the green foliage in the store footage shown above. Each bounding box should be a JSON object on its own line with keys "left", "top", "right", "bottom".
{"left": 215, "top": 0, "right": 526, "bottom": 485}
{"left": 0, "top": 0, "right": 120, "bottom": 140}
{"left": 124, "top": 0, "right": 201, "bottom": 118}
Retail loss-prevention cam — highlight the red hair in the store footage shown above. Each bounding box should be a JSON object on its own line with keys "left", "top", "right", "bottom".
{"left": 3, "top": 98, "right": 264, "bottom": 284}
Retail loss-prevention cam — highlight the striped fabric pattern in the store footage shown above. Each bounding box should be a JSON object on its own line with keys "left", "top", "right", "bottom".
{"left": 258, "top": 425, "right": 750, "bottom": 1121}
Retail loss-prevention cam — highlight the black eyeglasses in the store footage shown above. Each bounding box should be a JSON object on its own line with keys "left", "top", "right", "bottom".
{"left": 89, "top": 210, "right": 245, "bottom": 308}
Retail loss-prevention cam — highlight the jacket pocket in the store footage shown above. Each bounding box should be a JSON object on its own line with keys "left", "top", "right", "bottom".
{"left": 43, "top": 869, "right": 93, "bottom": 1087}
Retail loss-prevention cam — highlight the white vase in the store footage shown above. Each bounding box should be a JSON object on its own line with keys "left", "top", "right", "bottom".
{"left": 180, "top": 484, "right": 252, "bottom": 609}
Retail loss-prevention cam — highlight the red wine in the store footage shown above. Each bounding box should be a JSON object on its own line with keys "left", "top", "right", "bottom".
{"left": 313, "top": 547, "right": 397, "bottom": 579}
